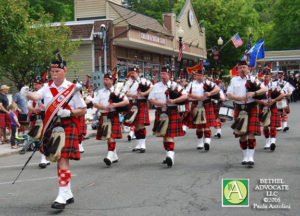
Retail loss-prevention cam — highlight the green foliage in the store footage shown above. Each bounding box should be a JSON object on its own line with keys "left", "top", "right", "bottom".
{"left": 0, "top": 0, "right": 79, "bottom": 88}
{"left": 28, "top": 0, "right": 74, "bottom": 22}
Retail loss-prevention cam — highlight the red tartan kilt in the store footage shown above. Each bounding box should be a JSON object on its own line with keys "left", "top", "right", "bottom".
{"left": 78, "top": 115, "right": 87, "bottom": 141}
{"left": 41, "top": 118, "right": 80, "bottom": 160}
{"left": 186, "top": 101, "right": 217, "bottom": 129}
{"left": 96, "top": 112, "right": 122, "bottom": 140}
{"left": 213, "top": 102, "right": 220, "bottom": 116}
{"left": 284, "top": 101, "right": 290, "bottom": 114}
{"left": 123, "top": 101, "right": 150, "bottom": 126}
{"left": 153, "top": 108, "right": 184, "bottom": 137}
{"left": 234, "top": 104, "right": 261, "bottom": 137}
{"left": 259, "top": 105, "right": 281, "bottom": 127}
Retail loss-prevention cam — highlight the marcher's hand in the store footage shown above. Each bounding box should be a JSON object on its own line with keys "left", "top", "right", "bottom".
{"left": 268, "top": 99, "right": 275, "bottom": 106}
{"left": 167, "top": 99, "right": 174, "bottom": 104}
{"left": 246, "top": 92, "right": 255, "bottom": 98}
{"left": 239, "top": 96, "right": 247, "bottom": 102}
{"left": 161, "top": 102, "right": 167, "bottom": 108}
{"left": 108, "top": 103, "right": 116, "bottom": 109}
{"left": 57, "top": 108, "right": 71, "bottom": 118}
{"left": 132, "top": 94, "right": 138, "bottom": 99}
{"left": 20, "top": 86, "right": 29, "bottom": 98}
{"left": 204, "top": 92, "right": 211, "bottom": 97}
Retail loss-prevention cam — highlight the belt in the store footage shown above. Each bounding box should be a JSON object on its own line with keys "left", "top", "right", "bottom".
{"left": 100, "top": 111, "right": 118, "bottom": 116}
{"left": 234, "top": 102, "right": 257, "bottom": 111}
{"left": 130, "top": 99, "right": 147, "bottom": 103}
{"left": 156, "top": 106, "right": 178, "bottom": 111}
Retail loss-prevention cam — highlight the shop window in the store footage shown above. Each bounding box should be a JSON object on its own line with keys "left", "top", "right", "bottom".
{"left": 117, "top": 59, "right": 128, "bottom": 81}
{"left": 128, "top": 49, "right": 137, "bottom": 59}
{"left": 153, "top": 54, "right": 160, "bottom": 64}
{"left": 144, "top": 53, "right": 151, "bottom": 61}
{"left": 117, "top": 47, "right": 127, "bottom": 58}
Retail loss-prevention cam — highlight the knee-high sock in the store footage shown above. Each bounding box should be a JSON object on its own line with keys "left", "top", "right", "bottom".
{"left": 263, "top": 127, "right": 270, "bottom": 138}
{"left": 248, "top": 139, "right": 256, "bottom": 149}
{"left": 164, "top": 142, "right": 174, "bottom": 151}
{"left": 58, "top": 168, "right": 71, "bottom": 187}
{"left": 270, "top": 128, "right": 277, "bottom": 138}
{"left": 239, "top": 139, "right": 248, "bottom": 150}
{"left": 282, "top": 113, "right": 288, "bottom": 122}
{"left": 204, "top": 130, "right": 211, "bottom": 138}
{"left": 215, "top": 121, "right": 222, "bottom": 129}
{"left": 196, "top": 130, "right": 203, "bottom": 139}
{"left": 135, "top": 128, "right": 146, "bottom": 139}
{"left": 108, "top": 142, "right": 116, "bottom": 151}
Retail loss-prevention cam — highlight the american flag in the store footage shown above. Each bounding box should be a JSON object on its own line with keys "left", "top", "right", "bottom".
{"left": 231, "top": 33, "right": 243, "bottom": 48}
{"left": 177, "top": 41, "right": 184, "bottom": 62}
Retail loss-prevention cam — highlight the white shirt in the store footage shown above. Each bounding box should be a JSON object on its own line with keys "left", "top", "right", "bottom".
{"left": 227, "top": 75, "right": 262, "bottom": 104}
{"left": 185, "top": 79, "right": 216, "bottom": 101}
{"left": 122, "top": 77, "right": 153, "bottom": 100}
{"left": 37, "top": 79, "right": 86, "bottom": 110}
{"left": 148, "top": 80, "right": 186, "bottom": 108}
{"left": 93, "top": 86, "right": 128, "bottom": 113}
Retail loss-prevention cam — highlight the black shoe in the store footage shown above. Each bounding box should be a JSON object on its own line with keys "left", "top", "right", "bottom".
{"left": 204, "top": 143, "right": 210, "bottom": 151}
{"left": 270, "top": 143, "right": 276, "bottom": 151}
{"left": 139, "top": 148, "right": 146, "bottom": 153}
{"left": 241, "top": 161, "right": 248, "bottom": 165}
{"left": 197, "top": 146, "right": 203, "bottom": 150}
{"left": 39, "top": 163, "right": 47, "bottom": 169}
{"left": 104, "top": 158, "right": 112, "bottom": 166}
{"left": 127, "top": 135, "right": 132, "bottom": 141}
{"left": 248, "top": 161, "right": 254, "bottom": 166}
{"left": 283, "top": 127, "right": 289, "bottom": 132}
{"left": 162, "top": 159, "right": 167, "bottom": 164}
{"left": 132, "top": 148, "right": 140, "bottom": 152}
{"left": 214, "top": 133, "right": 221, "bottom": 138}
{"left": 51, "top": 201, "right": 65, "bottom": 210}
{"left": 66, "top": 197, "right": 74, "bottom": 204}
{"left": 165, "top": 157, "right": 173, "bottom": 167}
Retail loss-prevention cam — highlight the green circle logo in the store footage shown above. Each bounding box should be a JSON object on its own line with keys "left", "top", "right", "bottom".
{"left": 224, "top": 181, "right": 247, "bottom": 204}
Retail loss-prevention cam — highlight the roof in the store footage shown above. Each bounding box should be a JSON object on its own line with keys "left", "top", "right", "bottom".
{"left": 177, "top": 0, "right": 190, "bottom": 22}
{"left": 109, "top": 2, "right": 172, "bottom": 36}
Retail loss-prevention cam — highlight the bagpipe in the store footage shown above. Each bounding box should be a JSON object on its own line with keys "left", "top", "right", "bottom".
{"left": 165, "top": 81, "right": 187, "bottom": 105}
{"left": 203, "top": 80, "right": 220, "bottom": 100}
{"left": 137, "top": 78, "right": 152, "bottom": 95}
{"left": 109, "top": 91, "right": 129, "bottom": 112}
{"left": 245, "top": 76, "right": 266, "bottom": 100}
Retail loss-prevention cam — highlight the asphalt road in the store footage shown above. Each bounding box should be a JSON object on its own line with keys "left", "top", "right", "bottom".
{"left": 0, "top": 103, "right": 299, "bottom": 216}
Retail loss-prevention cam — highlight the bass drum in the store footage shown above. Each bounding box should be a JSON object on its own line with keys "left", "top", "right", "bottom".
{"left": 218, "top": 104, "right": 234, "bottom": 121}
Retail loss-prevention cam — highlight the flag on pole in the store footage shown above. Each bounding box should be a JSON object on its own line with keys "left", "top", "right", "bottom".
{"left": 177, "top": 41, "right": 183, "bottom": 62}
{"left": 231, "top": 33, "right": 243, "bottom": 48}
{"left": 249, "top": 38, "right": 265, "bottom": 68}
{"left": 241, "top": 33, "right": 252, "bottom": 62}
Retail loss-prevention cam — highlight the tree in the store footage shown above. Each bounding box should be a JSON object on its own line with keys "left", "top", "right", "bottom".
{"left": 28, "top": 0, "right": 74, "bottom": 22}
{"left": 0, "top": 0, "right": 79, "bottom": 88}
{"left": 173, "top": 0, "right": 260, "bottom": 72}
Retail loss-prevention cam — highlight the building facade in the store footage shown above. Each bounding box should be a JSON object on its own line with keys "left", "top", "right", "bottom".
{"left": 64, "top": 0, "right": 206, "bottom": 88}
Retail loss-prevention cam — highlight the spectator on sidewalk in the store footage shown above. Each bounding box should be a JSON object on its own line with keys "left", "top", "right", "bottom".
{"left": 0, "top": 85, "right": 11, "bottom": 144}
{"left": 13, "top": 84, "right": 29, "bottom": 132}
{"left": 8, "top": 103, "right": 21, "bottom": 149}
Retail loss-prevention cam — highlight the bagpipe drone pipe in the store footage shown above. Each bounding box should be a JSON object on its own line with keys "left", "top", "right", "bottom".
{"left": 245, "top": 76, "right": 266, "bottom": 100}
{"left": 165, "top": 82, "right": 188, "bottom": 105}
{"left": 203, "top": 81, "right": 220, "bottom": 100}
{"left": 109, "top": 92, "right": 130, "bottom": 112}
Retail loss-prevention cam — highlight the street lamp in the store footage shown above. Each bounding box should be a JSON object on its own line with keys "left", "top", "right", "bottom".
{"left": 217, "top": 37, "right": 223, "bottom": 78}
{"left": 177, "top": 26, "right": 185, "bottom": 78}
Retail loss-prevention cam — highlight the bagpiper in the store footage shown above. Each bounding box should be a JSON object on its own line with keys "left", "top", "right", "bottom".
{"left": 275, "top": 71, "right": 295, "bottom": 132}
{"left": 256, "top": 68, "right": 285, "bottom": 151}
{"left": 93, "top": 73, "right": 129, "bottom": 167}
{"left": 148, "top": 67, "right": 187, "bottom": 167}
{"left": 26, "top": 77, "right": 50, "bottom": 168}
{"left": 122, "top": 66, "right": 153, "bottom": 153}
{"left": 185, "top": 69, "right": 220, "bottom": 151}
{"left": 21, "top": 55, "right": 87, "bottom": 210}
{"left": 227, "top": 60, "right": 267, "bottom": 166}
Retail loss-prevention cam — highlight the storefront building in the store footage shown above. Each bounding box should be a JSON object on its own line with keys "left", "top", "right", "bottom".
{"left": 64, "top": 0, "right": 206, "bottom": 88}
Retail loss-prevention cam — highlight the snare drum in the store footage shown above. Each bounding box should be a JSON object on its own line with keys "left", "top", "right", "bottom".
{"left": 276, "top": 98, "right": 288, "bottom": 110}
{"left": 218, "top": 104, "right": 234, "bottom": 121}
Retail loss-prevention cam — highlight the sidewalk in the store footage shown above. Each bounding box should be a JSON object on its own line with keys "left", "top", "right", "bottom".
{"left": 0, "top": 109, "right": 156, "bottom": 157}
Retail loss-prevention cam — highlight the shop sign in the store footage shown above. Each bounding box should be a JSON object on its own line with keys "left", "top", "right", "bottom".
{"left": 140, "top": 32, "right": 166, "bottom": 45}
